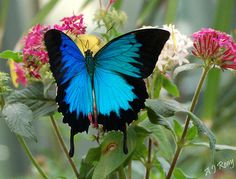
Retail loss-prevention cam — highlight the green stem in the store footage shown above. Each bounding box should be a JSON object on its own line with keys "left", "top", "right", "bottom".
{"left": 50, "top": 115, "right": 80, "bottom": 179}
{"left": 118, "top": 167, "right": 126, "bottom": 179}
{"left": 145, "top": 138, "right": 152, "bottom": 179}
{"left": 145, "top": 76, "right": 155, "bottom": 179}
{"left": 128, "top": 160, "right": 132, "bottom": 179}
{"left": 0, "top": 0, "right": 9, "bottom": 49}
{"left": 166, "top": 66, "right": 210, "bottom": 179}
{"left": 16, "top": 135, "right": 48, "bottom": 179}
{"left": 0, "top": 95, "right": 5, "bottom": 110}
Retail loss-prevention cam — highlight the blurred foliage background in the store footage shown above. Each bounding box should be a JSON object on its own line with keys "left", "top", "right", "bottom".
{"left": 0, "top": 0, "right": 236, "bottom": 178}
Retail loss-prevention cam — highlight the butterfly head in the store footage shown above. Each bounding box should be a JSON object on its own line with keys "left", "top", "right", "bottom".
{"left": 84, "top": 49, "right": 93, "bottom": 57}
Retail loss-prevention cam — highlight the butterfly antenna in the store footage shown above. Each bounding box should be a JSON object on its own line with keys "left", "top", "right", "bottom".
{"left": 85, "top": 39, "right": 90, "bottom": 50}
{"left": 78, "top": 38, "right": 86, "bottom": 52}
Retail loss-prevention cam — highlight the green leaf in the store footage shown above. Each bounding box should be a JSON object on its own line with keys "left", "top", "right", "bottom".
{"left": 6, "top": 81, "right": 57, "bottom": 118}
{"left": 173, "top": 119, "right": 183, "bottom": 141}
{"left": 173, "top": 168, "right": 196, "bottom": 179}
{"left": 186, "top": 125, "right": 198, "bottom": 141}
{"left": 145, "top": 99, "right": 177, "bottom": 137}
{"left": 85, "top": 147, "right": 101, "bottom": 163}
{"left": 173, "top": 168, "right": 187, "bottom": 179}
{"left": 190, "top": 142, "right": 236, "bottom": 151}
{"left": 173, "top": 63, "right": 202, "bottom": 79}
{"left": 136, "top": 110, "right": 147, "bottom": 123}
{"left": 140, "top": 121, "right": 174, "bottom": 160}
{"left": 145, "top": 99, "right": 216, "bottom": 154}
{"left": 182, "top": 110, "right": 216, "bottom": 153}
{"left": 157, "top": 157, "right": 170, "bottom": 175}
{"left": 162, "top": 75, "right": 180, "bottom": 97}
{"left": 132, "top": 143, "right": 147, "bottom": 161}
{"left": 92, "top": 128, "right": 136, "bottom": 179}
{"left": 2, "top": 103, "right": 36, "bottom": 141}
{"left": 80, "top": 159, "right": 94, "bottom": 179}
{"left": 80, "top": 147, "right": 101, "bottom": 179}
{"left": 0, "top": 50, "right": 22, "bottom": 62}
{"left": 132, "top": 126, "right": 150, "bottom": 161}
{"left": 157, "top": 157, "right": 196, "bottom": 179}
{"left": 146, "top": 106, "right": 173, "bottom": 131}
{"left": 153, "top": 71, "right": 163, "bottom": 98}
{"left": 132, "top": 125, "right": 151, "bottom": 139}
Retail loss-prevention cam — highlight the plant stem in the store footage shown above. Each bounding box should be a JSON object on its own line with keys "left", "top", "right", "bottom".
{"left": 118, "top": 167, "right": 126, "bottom": 179}
{"left": 50, "top": 115, "right": 80, "bottom": 179}
{"left": 145, "top": 76, "right": 155, "bottom": 179}
{"left": 0, "top": 95, "right": 5, "bottom": 110}
{"left": 145, "top": 138, "right": 152, "bottom": 179}
{"left": 128, "top": 160, "right": 132, "bottom": 179}
{"left": 16, "top": 135, "right": 48, "bottom": 179}
{"left": 166, "top": 66, "right": 210, "bottom": 179}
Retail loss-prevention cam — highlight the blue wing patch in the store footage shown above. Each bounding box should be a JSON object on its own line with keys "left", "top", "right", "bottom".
{"left": 65, "top": 68, "right": 93, "bottom": 116}
{"left": 95, "top": 34, "right": 142, "bottom": 78}
{"left": 58, "top": 33, "right": 93, "bottom": 116}
{"left": 59, "top": 34, "right": 86, "bottom": 84}
{"left": 94, "top": 68, "right": 136, "bottom": 116}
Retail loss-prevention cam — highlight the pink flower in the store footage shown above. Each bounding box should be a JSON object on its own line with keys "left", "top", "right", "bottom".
{"left": 54, "top": 15, "right": 86, "bottom": 35}
{"left": 14, "top": 63, "right": 27, "bottom": 86}
{"left": 22, "top": 24, "right": 50, "bottom": 79}
{"left": 192, "top": 28, "right": 236, "bottom": 70}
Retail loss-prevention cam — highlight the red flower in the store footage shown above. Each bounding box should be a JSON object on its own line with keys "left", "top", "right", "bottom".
{"left": 192, "top": 28, "right": 236, "bottom": 70}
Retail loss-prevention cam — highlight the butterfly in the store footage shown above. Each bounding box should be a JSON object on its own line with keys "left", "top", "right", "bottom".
{"left": 44, "top": 28, "right": 170, "bottom": 157}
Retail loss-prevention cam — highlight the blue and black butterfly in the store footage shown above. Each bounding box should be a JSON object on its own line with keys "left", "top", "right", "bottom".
{"left": 44, "top": 28, "right": 170, "bottom": 157}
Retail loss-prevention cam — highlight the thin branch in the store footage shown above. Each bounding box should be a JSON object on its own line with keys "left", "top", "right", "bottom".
{"left": 16, "top": 135, "right": 48, "bottom": 179}
{"left": 145, "top": 138, "right": 152, "bottom": 179}
{"left": 128, "top": 160, "right": 132, "bottom": 179}
{"left": 50, "top": 115, "right": 80, "bottom": 179}
{"left": 166, "top": 66, "right": 210, "bottom": 179}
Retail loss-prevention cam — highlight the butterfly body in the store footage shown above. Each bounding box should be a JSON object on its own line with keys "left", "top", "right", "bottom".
{"left": 44, "top": 28, "right": 170, "bottom": 156}
{"left": 84, "top": 49, "right": 95, "bottom": 78}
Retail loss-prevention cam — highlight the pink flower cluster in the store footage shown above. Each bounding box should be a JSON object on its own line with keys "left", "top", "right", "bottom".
{"left": 192, "top": 28, "right": 236, "bottom": 69}
{"left": 54, "top": 15, "right": 86, "bottom": 35}
{"left": 23, "top": 24, "right": 50, "bottom": 79}
{"left": 16, "top": 14, "right": 86, "bottom": 86}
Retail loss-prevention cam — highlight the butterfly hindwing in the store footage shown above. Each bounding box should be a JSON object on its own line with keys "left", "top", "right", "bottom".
{"left": 94, "top": 29, "right": 170, "bottom": 132}
{"left": 44, "top": 30, "right": 93, "bottom": 156}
